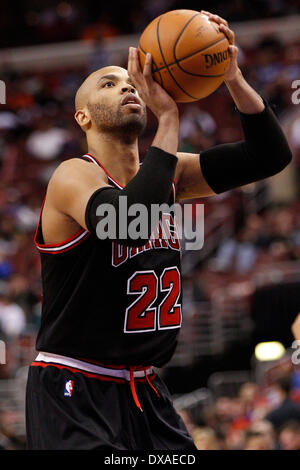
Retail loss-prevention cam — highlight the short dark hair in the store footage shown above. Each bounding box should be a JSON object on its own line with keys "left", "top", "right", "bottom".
{"left": 245, "top": 430, "right": 264, "bottom": 440}
{"left": 279, "top": 420, "right": 300, "bottom": 434}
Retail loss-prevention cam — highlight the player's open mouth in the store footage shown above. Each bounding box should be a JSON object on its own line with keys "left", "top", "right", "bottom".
{"left": 121, "top": 94, "right": 141, "bottom": 109}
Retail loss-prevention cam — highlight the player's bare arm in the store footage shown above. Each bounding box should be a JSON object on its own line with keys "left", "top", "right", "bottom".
{"left": 174, "top": 11, "right": 292, "bottom": 201}
{"left": 41, "top": 159, "right": 110, "bottom": 243}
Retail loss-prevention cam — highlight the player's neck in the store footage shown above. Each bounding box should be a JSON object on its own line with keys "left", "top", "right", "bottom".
{"left": 87, "top": 132, "right": 140, "bottom": 186}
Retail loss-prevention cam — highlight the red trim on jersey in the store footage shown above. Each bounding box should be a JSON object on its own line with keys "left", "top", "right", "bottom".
{"left": 34, "top": 194, "right": 90, "bottom": 255}
{"left": 85, "top": 153, "right": 124, "bottom": 188}
{"left": 41, "top": 235, "right": 91, "bottom": 254}
{"left": 35, "top": 227, "right": 88, "bottom": 249}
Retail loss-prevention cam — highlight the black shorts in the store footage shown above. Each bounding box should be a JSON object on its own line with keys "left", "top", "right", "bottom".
{"left": 25, "top": 352, "right": 196, "bottom": 450}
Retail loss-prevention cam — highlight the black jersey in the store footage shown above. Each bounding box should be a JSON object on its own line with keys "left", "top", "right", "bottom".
{"left": 34, "top": 153, "right": 182, "bottom": 367}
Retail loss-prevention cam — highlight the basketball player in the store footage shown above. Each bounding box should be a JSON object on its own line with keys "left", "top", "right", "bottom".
{"left": 26, "top": 12, "right": 292, "bottom": 450}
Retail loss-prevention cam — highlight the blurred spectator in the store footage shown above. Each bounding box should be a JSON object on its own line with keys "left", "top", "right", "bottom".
{"left": 179, "top": 105, "right": 217, "bottom": 144}
{"left": 252, "top": 37, "right": 283, "bottom": 89}
{"left": 88, "top": 36, "right": 112, "bottom": 74}
{"left": 264, "top": 375, "right": 300, "bottom": 430}
{"left": 26, "top": 116, "right": 71, "bottom": 161}
{"left": 80, "top": 16, "right": 120, "bottom": 42}
{"left": 248, "top": 420, "right": 277, "bottom": 449}
{"left": 0, "top": 112, "right": 19, "bottom": 131}
{"left": 0, "top": 408, "right": 26, "bottom": 450}
{"left": 238, "top": 382, "right": 260, "bottom": 420}
{"left": 177, "top": 409, "right": 197, "bottom": 436}
{"left": 209, "top": 227, "right": 259, "bottom": 274}
{"left": 15, "top": 197, "right": 40, "bottom": 233}
{"left": 179, "top": 103, "right": 218, "bottom": 155}
{"left": 192, "top": 426, "right": 221, "bottom": 450}
{"left": 278, "top": 420, "right": 300, "bottom": 450}
{"left": 225, "top": 397, "right": 251, "bottom": 449}
{"left": 0, "top": 249, "right": 13, "bottom": 280}
{"left": 243, "top": 430, "right": 274, "bottom": 450}
{"left": 282, "top": 43, "right": 300, "bottom": 83}
{"left": 0, "top": 285, "right": 26, "bottom": 338}
{"left": 0, "top": 218, "right": 18, "bottom": 257}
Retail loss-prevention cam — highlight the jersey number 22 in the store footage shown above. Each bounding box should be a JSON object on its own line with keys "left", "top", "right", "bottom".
{"left": 124, "top": 266, "right": 182, "bottom": 333}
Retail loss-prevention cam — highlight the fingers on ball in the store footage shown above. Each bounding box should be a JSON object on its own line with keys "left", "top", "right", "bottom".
{"left": 201, "top": 10, "right": 228, "bottom": 27}
{"left": 143, "top": 53, "right": 152, "bottom": 77}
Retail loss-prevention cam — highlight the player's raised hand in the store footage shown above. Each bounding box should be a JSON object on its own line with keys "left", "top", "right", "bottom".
{"left": 201, "top": 10, "right": 240, "bottom": 82}
{"left": 128, "top": 47, "right": 178, "bottom": 119}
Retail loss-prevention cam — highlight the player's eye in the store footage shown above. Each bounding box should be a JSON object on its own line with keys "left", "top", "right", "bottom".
{"left": 103, "top": 81, "right": 114, "bottom": 87}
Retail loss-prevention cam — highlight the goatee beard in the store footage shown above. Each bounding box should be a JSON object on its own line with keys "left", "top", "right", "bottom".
{"left": 87, "top": 102, "right": 147, "bottom": 143}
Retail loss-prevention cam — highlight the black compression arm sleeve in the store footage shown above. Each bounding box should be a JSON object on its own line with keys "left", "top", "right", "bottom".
{"left": 85, "top": 146, "right": 178, "bottom": 246}
{"left": 199, "top": 100, "right": 292, "bottom": 194}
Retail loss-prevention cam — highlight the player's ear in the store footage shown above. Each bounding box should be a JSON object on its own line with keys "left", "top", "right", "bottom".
{"left": 74, "top": 108, "right": 91, "bottom": 131}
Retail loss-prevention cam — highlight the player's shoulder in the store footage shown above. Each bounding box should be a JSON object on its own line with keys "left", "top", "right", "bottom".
{"left": 47, "top": 157, "right": 107, "bottom": 201}
{"left": 50, "top": 157, "right": 105, "bottom": 185}
{"left": 54, "top": 156, "right": 97, "bottom": 175}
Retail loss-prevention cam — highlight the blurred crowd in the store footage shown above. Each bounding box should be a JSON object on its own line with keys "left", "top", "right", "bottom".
{"left": 179, "top": 364, "right": 300, "bottom": 450}
{"left": 191, "top": 201, "right": 300, "bottom": 304}
{"left": 1, "top": 0, "right": 300, "bottom": 49}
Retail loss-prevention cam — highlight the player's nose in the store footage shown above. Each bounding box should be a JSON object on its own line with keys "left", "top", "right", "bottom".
{"left": 121, "top": 84, "right": 136, "bottom": 94}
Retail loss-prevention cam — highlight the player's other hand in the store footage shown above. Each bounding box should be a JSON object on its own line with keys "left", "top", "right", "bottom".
{"left": 201, "top": 10, "right": 240, "bottom": 82}
{"left": 128, "top": 47, "right": 178, "bottom": 120}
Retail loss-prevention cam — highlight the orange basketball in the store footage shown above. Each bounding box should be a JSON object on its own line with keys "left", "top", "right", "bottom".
{"left": 138, "top": 9, "right": 231, "bottom": 102}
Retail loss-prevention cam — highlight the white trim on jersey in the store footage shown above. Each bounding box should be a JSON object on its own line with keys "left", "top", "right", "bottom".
{"left": 34, "top": 352, "right": 153, "bottom": 380}
{"left": 36, "top": 229, "right": 89, "bottom": 253}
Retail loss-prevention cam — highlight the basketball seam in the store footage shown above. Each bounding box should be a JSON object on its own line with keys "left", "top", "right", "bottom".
{"left": 172, "top": 11, "right": 201, "bottom": 64}
{"left": 156, "top": 16, "right": 198, "bottom": 100}
{"left": 154, "top": 21, "right": 228, "bottom": 76}
{"left": 173, "top": 37, "right": 228, "bottom": 77}
{"left": 157, "top": 36, "right": 227, "bottom": 75}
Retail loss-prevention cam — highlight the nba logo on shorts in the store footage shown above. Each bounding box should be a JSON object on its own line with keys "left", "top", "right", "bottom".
{"left": 64, "top": 379, "right": 74, "bottom": 397}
